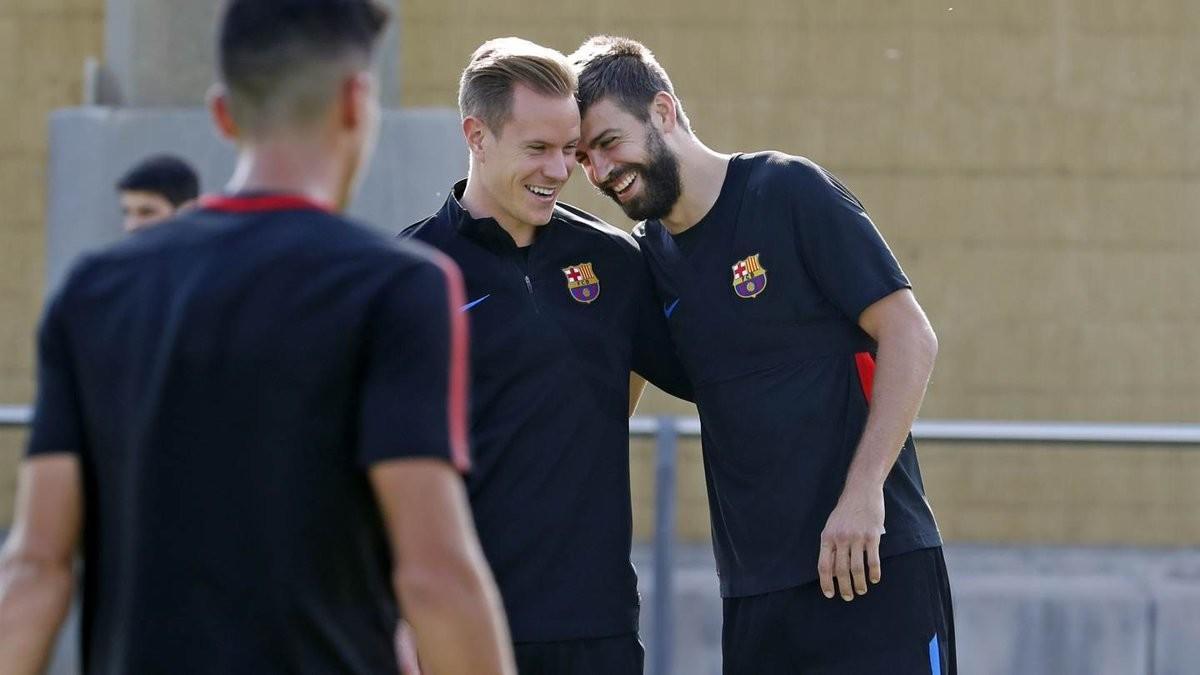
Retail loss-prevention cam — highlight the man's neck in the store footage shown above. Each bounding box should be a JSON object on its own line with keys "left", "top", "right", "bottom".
{"left": 659, "top": 140, "right": 732, "bottom": 236}
{"left": 225, "top": 137, "right": 345, "bottom": 210}
{"left": 459, "top": 177, "right": 538, "bottom": 248}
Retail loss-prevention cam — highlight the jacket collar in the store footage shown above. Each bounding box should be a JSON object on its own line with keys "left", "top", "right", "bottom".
{"left": 442, "top": 179, "right": 560, "bottom": 253}
{"left": 445, "top": 180, "right": 517, "bottom": 251}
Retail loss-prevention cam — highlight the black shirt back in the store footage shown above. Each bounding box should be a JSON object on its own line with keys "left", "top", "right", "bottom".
{"left": 27, "top": 194, "right": 469, "bottom": 674}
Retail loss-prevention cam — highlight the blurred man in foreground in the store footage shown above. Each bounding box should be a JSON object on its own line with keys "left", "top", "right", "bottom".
{"left": 116, "top": 154, "right": 199, "bottom": 232}
{"left": 0, "top": 2, "right": 514, "bottom": 674}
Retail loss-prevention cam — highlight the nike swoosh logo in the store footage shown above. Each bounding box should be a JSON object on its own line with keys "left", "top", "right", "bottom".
{"left": 664, "top": 298, "right": 680, "bottom": 318}
{"left": 460, "top": 294, "right": 491, "bottom": 312}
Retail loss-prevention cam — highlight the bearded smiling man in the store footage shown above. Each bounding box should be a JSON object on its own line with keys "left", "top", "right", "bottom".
{"left": 571, "top": 36, "right": 955, "bottom": 675}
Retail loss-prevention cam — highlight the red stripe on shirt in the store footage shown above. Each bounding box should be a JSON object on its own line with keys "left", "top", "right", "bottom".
{"left": 854, "top": 352, "right": 875, "bottom": 404}
{"left": 429, "top": 252, "right": 471, "bottom": 472}
{"left": 198, "top": 194, "right": 334, "bottom": 214}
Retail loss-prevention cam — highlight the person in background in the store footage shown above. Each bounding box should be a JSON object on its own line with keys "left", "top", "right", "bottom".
{"left": 116, "top": 154, "right": 200, "bottom": 232}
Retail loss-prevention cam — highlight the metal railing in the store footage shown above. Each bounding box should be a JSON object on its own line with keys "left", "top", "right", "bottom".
{"left": 627, "top": 415, "right": 1200, "bottom": 675}
{"left": 5, "top": 404, "right": 1200, "bottom": 674}
{"left": 0, "top": 405, "right": 30, "bottom": 426}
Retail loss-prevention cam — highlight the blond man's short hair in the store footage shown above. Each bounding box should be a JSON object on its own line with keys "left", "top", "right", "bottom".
{"left": 458, "top": 37, "right": 577, "bottom": 136}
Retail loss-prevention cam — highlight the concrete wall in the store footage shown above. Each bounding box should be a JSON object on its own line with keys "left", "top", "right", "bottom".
{"left": 17, "top": 539, "right": 1199, "bottom": 674}
{"left": 635, "top": 543, "right": 1200, "bottom": 675}
{"left": 99, "top": 0, "right": 400, "bottom": 107}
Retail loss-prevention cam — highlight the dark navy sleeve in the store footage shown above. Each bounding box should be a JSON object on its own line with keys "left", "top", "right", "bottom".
{"left": 27, "top": 282, "right": 85, "bottom": 457}
{"left": 789, "top": 159, "right": 911, "bottom": 322}
{"left": 631, "top": 251, "right": 694, "bottom": 402}
{"left": 357, "top": 253, "right": 471, "bottom": 471}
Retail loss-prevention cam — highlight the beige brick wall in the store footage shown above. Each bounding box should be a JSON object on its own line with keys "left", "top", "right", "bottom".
{"left": 0, "top": 1, "right": 105, "bottom": 526}
{"left": 0, "top": 430, "right": 24, "bottom": 526}
{"left": 915, "top": 441, "right": 1200, "bottom": 545}
{"left": 404, "top": 0, "right": 1200, "bottom": 545}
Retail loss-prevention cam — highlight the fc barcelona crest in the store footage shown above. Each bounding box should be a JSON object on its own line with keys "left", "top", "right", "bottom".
{"left": 562, "top": 262, "right": 600, "bottom": 303}
{"left": 731, "top": 254, "right": 767, "bottom": 298}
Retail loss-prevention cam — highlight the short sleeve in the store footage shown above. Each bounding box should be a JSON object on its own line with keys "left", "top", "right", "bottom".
{"left": 790, "top": 160, "right": 911, "bottom": 322}
{"left": 27, "top": 287, "right": 86, "bottom": 457}
{"left": 631, "top": 249, "right": 694, "bottom": 402}
{"left": 357, "top": 253, "right": 471, "bottom": 471}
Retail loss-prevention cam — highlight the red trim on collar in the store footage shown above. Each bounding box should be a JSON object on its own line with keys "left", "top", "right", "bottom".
{"left": 198, "top": 194, "right": 334, "bottom": 214}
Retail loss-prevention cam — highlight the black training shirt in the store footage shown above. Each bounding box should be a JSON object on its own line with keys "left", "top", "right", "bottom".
{"left": 403, "top": 181, "right": 691, "bottom": 641}
{"left": 27, "top": 194, "right": 469, "bottom": 674}
{"left": 636, "top": 152, "right": 942, "bottom": 598}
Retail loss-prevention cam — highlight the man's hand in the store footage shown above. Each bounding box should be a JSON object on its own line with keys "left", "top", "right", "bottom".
{"left": 817, "top": 484, "right": 885, "bottom": 601}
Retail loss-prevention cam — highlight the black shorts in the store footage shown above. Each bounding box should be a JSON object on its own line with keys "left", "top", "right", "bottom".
{"left": 722, "top": 546, "right": 956, "bottom": 675}
{"left": 514, "top": 632, "right": 644, "bottom": 675}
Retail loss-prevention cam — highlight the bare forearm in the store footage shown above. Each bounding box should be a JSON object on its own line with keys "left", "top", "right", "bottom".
{"left": 0, "top": 555, "right": 74, "bottom": 675}
{"left": 398, "top": 560, "right": 515, "bottom": 675}
{"left": 844, "top": 325, "right": 937, "bottom": 492}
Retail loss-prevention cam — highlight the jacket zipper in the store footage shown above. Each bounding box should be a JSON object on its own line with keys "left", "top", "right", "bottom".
{"left": 512, "top": 256, "right": 538, "bottom": 314}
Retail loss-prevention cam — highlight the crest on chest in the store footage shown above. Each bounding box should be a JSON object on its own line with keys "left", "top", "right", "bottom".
{"left": 562, "top": 262, "right": 601, "bottom": 303}
{"left": 731, "top": 253, "right": 767, "bottom": 299}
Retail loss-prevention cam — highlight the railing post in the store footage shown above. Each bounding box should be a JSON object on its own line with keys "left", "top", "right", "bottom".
{"left": 652, "top": 416, "right": 678, "bottom": 675}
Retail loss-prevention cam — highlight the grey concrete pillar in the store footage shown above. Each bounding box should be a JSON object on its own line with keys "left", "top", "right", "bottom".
{"left": 103, "top": 0, "right": 219, "bottom": 106}
{"left": 102, "top": 0, "right": 400, "bottom": 106}
{"left": 379, "top": 6, "right": 400, "bottom": 106}
{"left": 46, "top": 107, "right": 464, "bottom": 291}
